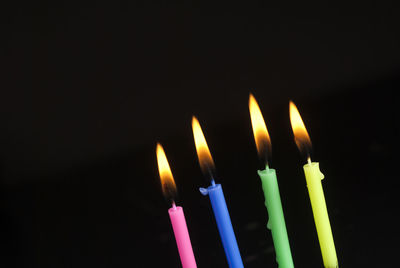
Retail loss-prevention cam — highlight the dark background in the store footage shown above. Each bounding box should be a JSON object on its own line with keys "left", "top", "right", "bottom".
{"left": 1, "top": 2, "right": 399, "bottom": 267}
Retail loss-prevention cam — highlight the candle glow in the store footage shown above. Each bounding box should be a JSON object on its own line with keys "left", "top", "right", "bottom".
{"left": 249, "top": 93, "right": 272, "bottom": 162}
{"left": 289, "top": 101, "right": 312, "bottom": 159}
{"left": 156, "top": 143, "right": 177, "bottom": 202}
{"left": 192, "top": 116, "right": 216, "bottom": 178}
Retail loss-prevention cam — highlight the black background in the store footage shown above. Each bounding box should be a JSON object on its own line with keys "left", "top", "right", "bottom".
{"left": 1, "top": 2, "right": 399, "bottom": 267}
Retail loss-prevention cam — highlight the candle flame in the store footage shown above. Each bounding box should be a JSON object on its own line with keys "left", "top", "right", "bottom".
{"left": 191, "top": 116, "right": 216, "bottom": 179}
{"left": 289, "top": 101, "right": 312, "bottom": 159}
{"left": 156, "top": 143, "right": 177, "bottom": 201}
{"left": 249, "top": 93, "right": 272, "bottom": 163}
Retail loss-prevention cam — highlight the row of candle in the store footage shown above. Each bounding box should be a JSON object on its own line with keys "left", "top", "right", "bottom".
{"left": 156, "top": 94, "right": 338, "bottom": 268}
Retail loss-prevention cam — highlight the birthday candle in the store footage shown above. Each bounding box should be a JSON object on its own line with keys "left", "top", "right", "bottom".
{"left": 249, "top": 94, "right": 294, "bottom": 268}
{"left": 191, "top": 116, "right": 244, "bottom": 268}
{"left": 289, "top": 101, "right": 338, "bottom": 268}
{"left": 156, "top": 143, "right": 197, "bottom": 268}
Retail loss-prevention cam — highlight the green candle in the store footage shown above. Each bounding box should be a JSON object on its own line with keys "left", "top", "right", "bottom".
{"left": 258, "top": 166, "right": 294, "bottom": 268}
{"left": 249, "top": 94, "right": 294, "bottom": 267}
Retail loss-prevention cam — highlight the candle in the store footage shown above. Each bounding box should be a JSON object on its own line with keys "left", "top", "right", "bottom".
{"left": 248, "top": 94, "right": 294, "bottom": 268}
{"left": 156, "top": 143, "right": 197, "bottom": 268}
{"left": 289, "top": 101, "right": 338, "bottom": 268}
{"left": 191, "top": 116, "right": 244, "bottom": 268}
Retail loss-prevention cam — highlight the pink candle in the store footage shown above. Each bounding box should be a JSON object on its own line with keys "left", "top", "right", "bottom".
{"left": 156, "top": 143, "right": 197, "bottom": 268}
{"left": 169, "top": 204, "right": 197, "bottom": 268}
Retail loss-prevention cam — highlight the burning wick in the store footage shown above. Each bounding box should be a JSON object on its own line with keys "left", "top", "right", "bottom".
{"left": 191, "top": 116, "right": 244, "bottom": 268}
{"left": 156, "top": 143, "right": 197, "bottom": 268}
{"left": 249, "top": 93, "right": 294, "bottom": 267}
{"left": 289, "top": 101, "right": 338, "bottom": 268}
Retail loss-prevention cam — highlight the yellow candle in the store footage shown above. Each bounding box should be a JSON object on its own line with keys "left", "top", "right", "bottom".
{"left": 289, "top": 101, "right": 338, "bottom": 268}
{"left": 304, "top": 160, "right": 337, "bottom": 268}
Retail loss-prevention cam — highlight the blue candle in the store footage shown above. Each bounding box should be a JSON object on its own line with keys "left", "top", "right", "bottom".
{"left": 200, "top": 181, "right": 244, "bottom": 268}
{"left": 192, "top": 116, "right": 244, "bottom": 268}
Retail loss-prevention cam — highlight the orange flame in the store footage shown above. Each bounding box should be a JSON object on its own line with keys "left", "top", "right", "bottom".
{"left": 156, "top": 143, "right": 177, "bottom": 200}
{"left": 249, "top": 93, "right": 272, "bottom": 161}
{"left": 289, "top": 101, "right": 312, "bottom": 159}
{"left": 191, "top": 116, "right": 215, "bottom": 177}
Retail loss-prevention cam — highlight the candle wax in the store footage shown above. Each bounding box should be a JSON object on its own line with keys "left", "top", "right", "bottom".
{"left": 168, "top": 206, "right": 197, "bottom": 268}
{"left": 200, "top": 182, "right": 244, "bottom": 268}
{"left": 303, "top": 162, "right": 338, "bottom": 268}
{"left": 257, "top": 167, "right": 294, "bottom": 268}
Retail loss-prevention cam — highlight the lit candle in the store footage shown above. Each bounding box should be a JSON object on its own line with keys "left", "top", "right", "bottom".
{"left": 289, "top": 101, "right": 338, "bottom": 268}
{"left": 191, "top": 116, "right": 244, "bottom": 268}
{"left": 248, "top": 94, "right": 294, "bottom": 268}
{"left": 156, "top": 143, "right": 197, "bottom": 268}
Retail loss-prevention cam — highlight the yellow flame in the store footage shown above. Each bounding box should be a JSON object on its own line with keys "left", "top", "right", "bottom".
{"left": 191, "top": 116, "right": 215, "bottom": 173}
{"left": 289, "top": 101, "right": 312, "bottom": 155}
{"left": 156, "top": 143, "right": 177, "bottom": 198}
{"left": 249, "top": 93, "right": 271, "bottom": 157}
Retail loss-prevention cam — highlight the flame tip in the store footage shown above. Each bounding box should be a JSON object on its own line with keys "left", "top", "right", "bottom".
{"left": 192, "top": 116, "right": 199, "bottom": 125}
{"left": 156, "top": 143, "right": 162, "bottom": 152}
{"left": 248, "top": 94, "right": 256, "bottom": 105}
